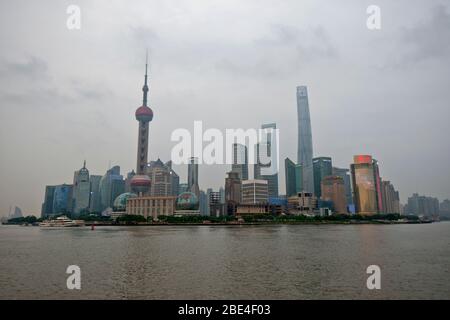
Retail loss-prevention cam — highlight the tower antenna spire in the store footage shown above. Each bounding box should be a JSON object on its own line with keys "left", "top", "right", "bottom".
{"left": 142, "top": 49, "right": 149, "bottom": 106}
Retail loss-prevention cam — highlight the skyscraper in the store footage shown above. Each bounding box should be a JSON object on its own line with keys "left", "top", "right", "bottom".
{"left": 380, "top": 180, "right": 400, "bottom": 214}
{"left": 321, "top": 176, "right": 347, "bottom": 214}
{"left": 146, "top": 159, "right": 173, "bottom": 196}
{"left": 165, "top": 160, "right": 180, "bottom": 196}
{"left": 285, "top": 158, "right": 303, "bottom": 197}
{"left": 42, "top": 185, "right": 56, "bottom": 217}
{"left": 232, "top": 143, "right": 248, "bottom": 180}
{"left": 130, "top": 56, "right": 153, "bottom": 196}
{"left": 100, "top": 165, "right": 124, "bottom": 210}
{"left": 406, "top": 193, "right": 439, "bottom": 218}
{"left": 72, "top": 161, "right": 90, "bottom": 215}
{"left": 350, "top": 155, "right": 379, "bottom": 215}
{"left": 209, "top": 190, "right": 224, "bottom": 217}
{"left": 124, "top": 170, "right": 136, "bottom": 193}
{"left": 199, "top": 190, "right": 208, "bottom": 215}
{"left": 52, "top": 184, "right": 73, "bottom": 215}
{"left": 225, "top": 171, "right": 242, "bottom": 215}
{"left": 89, "top": 175, "right": 102, "bottom": 213}
{"left": 332, "top": 167, "right": 353, "bottom": 205}
{"left": 372, "top": 158, "right": 383, "bottom": 213}
{"left": 254, "top": 123, "right": 279, "bottom": 197}
{"left": 296, "top": 86, "right": 314, "bottom": 193}
{"left": 313, "top": 157, "right": 332, "bottom": 198}
{"left": 188, "top": 157, "right": 200, "bottom": 197}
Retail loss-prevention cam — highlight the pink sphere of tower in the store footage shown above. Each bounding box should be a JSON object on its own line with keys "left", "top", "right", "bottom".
{"left": 130, "top": 174, "right": 151, "bottom": 194}
{"left": 135, "top": 105, "right": 153, "bottom": 122}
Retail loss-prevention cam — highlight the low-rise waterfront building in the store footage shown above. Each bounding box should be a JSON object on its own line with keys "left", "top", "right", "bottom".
{"left": 126, "top": 195, "right": 176, "bottom": 220}
{"left": 287, "top": 192, "right": 318, "bottom": 215}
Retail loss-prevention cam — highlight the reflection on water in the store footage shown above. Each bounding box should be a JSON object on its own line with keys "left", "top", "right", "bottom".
{"left": 0, "top": 223, "right": 449, "bottom": 299}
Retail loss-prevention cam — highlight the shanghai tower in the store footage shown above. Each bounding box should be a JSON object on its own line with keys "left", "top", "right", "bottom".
{"left": 296, "top": 86, "right": 314, "bottom": 193}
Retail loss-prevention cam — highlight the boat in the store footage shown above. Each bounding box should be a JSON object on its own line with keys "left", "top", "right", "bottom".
{"left": 39, "top": 216, "right": 85, "bottom": 228}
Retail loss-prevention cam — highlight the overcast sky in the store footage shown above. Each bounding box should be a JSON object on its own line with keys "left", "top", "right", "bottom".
{"left": 0, "top": 0, "right": 449, "bottom": 216}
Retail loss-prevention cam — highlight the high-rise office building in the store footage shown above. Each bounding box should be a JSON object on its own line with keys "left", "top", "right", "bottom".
{"left": 72, "top": 161, "right": 90, "bottom": 215}
{"left": 225, "top": 171, "right": 242, "bottom": 203}
{"left": 225, "top": 171, "right": 242, "bottom": 215}
{"left": 52, "top": 184, "right": 73, "bottom": 215}
{"left": 372, "top": 158, "right": 383, "bottom": 213}
{"left": 146, "top": 159, "right": 173, "bottom": 196}
{"left": 199, "top": 190, "right": 208, "bottom": 215}
{"left": 232, "top": 143, "right": 248, "bottom": 180}
{"left": 439, "top": 199, "right": 450, "bottom": 219}
{"left": 219, "top": 187, "right": 225, "bottom": 204}
{"left": 209, "top": 190, "right": 224, "bottom": 217}
{"left": 8, "top": 206, "right": 23, "bottom": 219}
{"left": 350, "top": 155, "right": 379, "bottom": 215}
{"left": 332, "top": 167, "right": 353, "bottom": 206}
{"left": 165, "top": 160, "right": 180, "bottom": 196}
{"left": 188, "top": 157, "right": 200, "bottom": 197}
{"left": 100, "top": 165, "right": 124, "bottom": 210}
{"left": 42, "top": 185, "right": 56, "bottom": 217}
{"left": 380, "top": 180, "right": 400, "bottom": 214}
{"left": 124, "top": 170, "right": 136, "bottom": 193}
{"left": 313, "top": 157, "right": 332, "bottom": 198}
{"left": 206, "top": 188, "right": 213, "bottom": 216}
{"left": 241, "top": 179, "right": 269, "bottom": 204}
{"left": 254, "top": 123, "right": 278, "bottom": 197}
{"left": 89, "top": 175, "right": 102, "bottom": 213}
{"left": 285, "top": 158, "right": 303, "bottom": 197}
{"left": 405, "top": 193, "right": 439, "bottom": 218}
{"left": 321, "top": 176, "right": 347, "bottom": 214}
{"left": 296, "top": 86, "right": 314, "bottom": 193}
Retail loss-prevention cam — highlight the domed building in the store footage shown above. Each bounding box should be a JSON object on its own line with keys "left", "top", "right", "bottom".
{"left": 113, "top": 192, "right": 138, "bottom": 212}
{"left": 175, "top": 191, "right": 200, "bottom": 216}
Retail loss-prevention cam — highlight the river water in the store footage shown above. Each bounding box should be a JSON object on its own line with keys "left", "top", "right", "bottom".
{"left": 0, "top": 223, "right": 449, "bottom": 299}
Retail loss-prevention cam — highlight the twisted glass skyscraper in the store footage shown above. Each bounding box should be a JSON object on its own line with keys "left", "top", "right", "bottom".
{"left": 296, "top": 86, "right": 315, "bottom": 193}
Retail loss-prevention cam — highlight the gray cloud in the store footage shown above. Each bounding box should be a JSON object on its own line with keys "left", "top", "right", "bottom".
{"left": 0, "top": 56, "right": 48, "bottom": 79}
{"left": 398, "top": 4, "right": 450, "bottom": 64}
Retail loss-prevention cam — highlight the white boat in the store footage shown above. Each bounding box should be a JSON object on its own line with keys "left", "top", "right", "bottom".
{"left": 39, "top": 216, "right": 85, "bottom": 228}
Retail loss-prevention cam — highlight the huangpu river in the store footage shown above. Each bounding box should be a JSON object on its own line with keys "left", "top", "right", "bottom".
{"left": 0, "top": 222, "right": 449, "bottom": 299}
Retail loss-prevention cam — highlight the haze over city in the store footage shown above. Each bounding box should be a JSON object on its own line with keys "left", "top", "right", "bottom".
{"left": 1, "top": 0, "right": 449, "bottom": 216}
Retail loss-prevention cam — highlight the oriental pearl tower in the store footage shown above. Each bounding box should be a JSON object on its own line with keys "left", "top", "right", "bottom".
{"left": 130, "top": 55, "right": 153, "bottom": 195}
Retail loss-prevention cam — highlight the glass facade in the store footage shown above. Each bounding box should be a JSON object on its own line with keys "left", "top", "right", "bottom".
{"left": 351, "top": 162, "right": 378, "bottom": 215}
{"left": 232, "top": 143, "right": 249, "bottom": 181}
{"left": 313, "top": 157, "right": 332, "bottom": 198}
{"left": 52, "top": 184, "right": 73, "bottom": 215}
{"left": 285, "top": 157, "right": 302, "bottom": 197}
{"left": 296, "top": 86, "right": 314, "bottom": 193}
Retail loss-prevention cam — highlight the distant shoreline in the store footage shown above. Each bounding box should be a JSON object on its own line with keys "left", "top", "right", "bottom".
{"left": 2, "top": 220, "right": 435, "bottom": 227}
{"left": 86, "top": 220, "right": 434, "bottom": 226}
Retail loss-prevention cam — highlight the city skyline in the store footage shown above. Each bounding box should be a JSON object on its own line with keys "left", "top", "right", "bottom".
{"left": 1, "top": 1, "right": 450, "bottom": 216}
